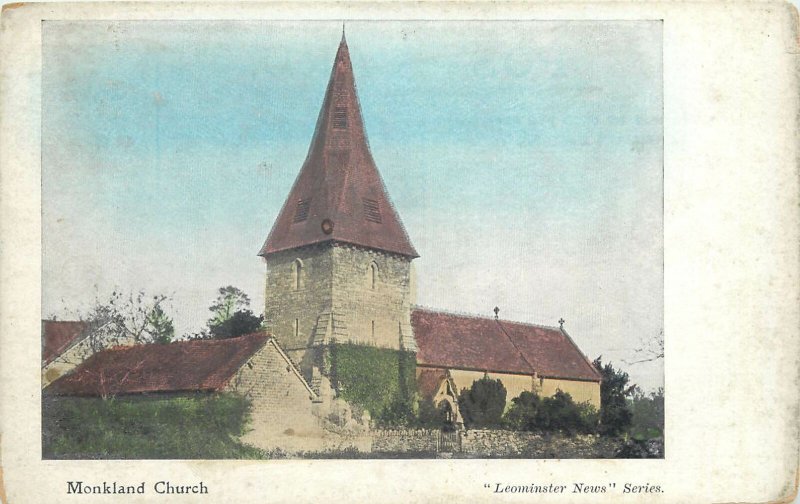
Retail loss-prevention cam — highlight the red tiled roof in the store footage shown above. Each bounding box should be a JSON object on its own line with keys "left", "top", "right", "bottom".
{"left": 500, "top": 319, "right": 602, "bottom": 382}
{"left": 417, "top": 368, "right": 448, "bottom": 400}
{"left": 259, "top": 35, "right": 417, "bottom": 258}
{"left": 45, "top": 332, "right": 270, "bottom": 396}
{"left": 412, "top": 309, "right": 601, "bottom": 382}
{"left": 42, "top": 320, "right": 89, "bottom": 365}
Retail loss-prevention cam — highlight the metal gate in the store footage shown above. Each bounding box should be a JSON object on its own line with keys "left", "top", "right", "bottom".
{"left": 437, "top": 430, "right": 461, "bottom": 453}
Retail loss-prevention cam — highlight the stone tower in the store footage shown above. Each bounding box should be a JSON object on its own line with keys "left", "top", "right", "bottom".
{"left": 258, "top": 33, "right": 418, "bottom": 379}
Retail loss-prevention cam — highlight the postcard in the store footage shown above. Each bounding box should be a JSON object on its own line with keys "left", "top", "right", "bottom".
{"left": 0, "top": 2, "right": 797, "bottom": 503}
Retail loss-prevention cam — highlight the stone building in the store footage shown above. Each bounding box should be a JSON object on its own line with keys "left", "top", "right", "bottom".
{"left": 45, "top": 35, "right": 602, "bottom": 454}
{"left": 42, "top": 320, "right": 139, "bottom": 388}
{"left": 259, "top": 33, "right": 602, "bottom": 415}
{"left": 413, "top": 308, "right": 602, "bottom": 412}
{"left": 42, "top": 320, "right": 91, "bottom": 386}
{"left": 258, "top": 33, "right": 418, "bottom": 382}
{"left": 44, "top": 332, "right": 368, "bottom": 451}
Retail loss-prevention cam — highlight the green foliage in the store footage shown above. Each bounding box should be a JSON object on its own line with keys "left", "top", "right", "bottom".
{"left": 627, "top": 387, "right": 664, "bottom": 440}
{"left": 76, "top": 290, "right": 175, "bottom": 355}
{"left": 207, "top": 286, "right": 251, "bottom": 327}
{"left": 374, "top": 395, "right": 415, "bottom": 428}
{"left": 503, "top": 391, "right": 542, "bottom": 431}
{"left": 593, "top": 357, "right": 634, "bottom": 436}
{"left": 42, "top": 393, "right": 261, "bottom": 459}
{"left": 457, "top": 376, "right": 507, "bottom": 429}
{"left": 503, "top": 390, "right": 598, "bottom": 435}
{"left": 332, "top": 343, "right": 416, "bottom": 424}
{"left": 145, "top": 305, "right": 174, "bottom": 344}
{"left": 414, "top": 397, "right": 447, "bottom": 429}
{"left": 209, "top": 310, "right": 263, "bottom": 340}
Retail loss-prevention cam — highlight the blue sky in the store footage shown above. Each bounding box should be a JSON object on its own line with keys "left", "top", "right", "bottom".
{"left": 43, "top": 20, "right": 663, "bottom": 390}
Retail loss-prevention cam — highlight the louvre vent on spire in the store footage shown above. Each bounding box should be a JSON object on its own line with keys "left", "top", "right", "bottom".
{"left": 259, "top": 35, "right": 418, "bottom": 258}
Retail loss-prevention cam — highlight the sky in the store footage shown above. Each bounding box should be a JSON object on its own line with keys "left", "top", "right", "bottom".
{"left": 42, "top": 20, "right": 664, "bottom": 390}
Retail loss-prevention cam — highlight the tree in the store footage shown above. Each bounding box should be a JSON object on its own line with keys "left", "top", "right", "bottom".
{"left": 207, "top": 286, "right": 251, "bottom": 327}
{"left": 593, "top": 357, "right": 634, "bottom": 436}
{"left": 626, "top": 329, "right": 664, "bottom": 365}
{"left": 82, "top": 291, "right": 174, "bottom": 353}
{"left": 145, "top": 305, "right": 175, "bottom": 344}
{"left": 503, "top": 391, "right": 542, "bottom": 431}
{"left": 209, "top": 310, "right": 263, "bottom": 340}
{"left": 627, "top": 386, "right": 664, "bottom": 440}
{"left": 504, "top": 390, "right": 598, "bottom": 435}
{"left": 457, "top": 376, "right": 507, "bottom": 429}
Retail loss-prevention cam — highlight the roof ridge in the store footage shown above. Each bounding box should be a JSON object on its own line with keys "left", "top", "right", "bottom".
{"left": 411, "top": 305, "right": 561, "bottom": 331}
{"left": 86, "top": 331, "right": 271, "bottom": 355}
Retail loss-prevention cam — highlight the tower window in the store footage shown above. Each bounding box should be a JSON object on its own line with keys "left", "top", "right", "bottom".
{"left": 371, "top": 320, "right": 375, "bottom": 339}
{"left": 369, "top": 261, "right": 378, "bottom": 289}
{"left": 294, "top": 319, "right": 299, "bottom": 338}
{"left": 363, "top": 198, "right": 382, "bottom": 223}
{"left": 292, "top": 259, "right": 304, "bottom": 290}
{"left": 293, "top": 198, "right": 311, "bottom": 223}
{"left": 333, "top": 107, "right": 348, "bottom": 129}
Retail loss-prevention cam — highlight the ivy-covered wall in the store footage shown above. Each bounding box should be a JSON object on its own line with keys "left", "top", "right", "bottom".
{"left": 329, "top": 343, "right": 416, "bottom": 418}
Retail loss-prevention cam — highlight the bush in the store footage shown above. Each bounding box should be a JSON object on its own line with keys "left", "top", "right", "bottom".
{"left": 42, "top": 393, "right": 261, "bottom": 459}
{"left": 628, "top": 387, "right": 664, "bottom": 440}
{"left": 504, "top": 390, "right": 597, "bottom": 435}
{"left": 593, "top": 357, "right": 634, "bottom": 436}
{"left": 374, "top": 394, "right": 415, "bottom": 428}
{"left": 414, "top": 397, "right": 447, "bottom": 429}
{"left": 458, "top": 376, "right": 507, "bottom": 429}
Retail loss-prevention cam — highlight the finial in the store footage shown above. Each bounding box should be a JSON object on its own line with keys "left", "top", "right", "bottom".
{"left": 558, "top": 318, "right": 565, "bottom": 329}
{"left": 342, "top": 22, "right": 346, "bottom": 42}
{"left": 493, "top": 306, "right": 500, "bottom": 320}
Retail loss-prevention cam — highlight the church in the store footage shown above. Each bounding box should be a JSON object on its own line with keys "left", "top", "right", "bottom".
{"left": 257, "top": 32, "right": 601, "bottom": 417}
{"left": 45, "top": 33, "right": 601, "bottom": 449}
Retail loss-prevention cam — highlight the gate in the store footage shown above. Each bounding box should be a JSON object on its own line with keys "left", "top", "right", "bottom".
{"left": 437, "top": 430, "right": 461, "bottom": 453}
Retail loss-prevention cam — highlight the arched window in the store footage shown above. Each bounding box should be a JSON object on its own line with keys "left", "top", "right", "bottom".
{"left": 292, "top": 259, "right": 304, "bottom": 290}
{"left": 369, "top": 261, "right": 378, "bottom": 289}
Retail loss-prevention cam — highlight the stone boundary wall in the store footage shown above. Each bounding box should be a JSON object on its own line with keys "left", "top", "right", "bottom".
{"left": 461, "top": 430, "right": 622, "bottom": 458}
{"left": 371, "top": 428, "right": 438, "bottom": 453}
{"left": 370, "top": 428, "right": 624, "bottom": 458}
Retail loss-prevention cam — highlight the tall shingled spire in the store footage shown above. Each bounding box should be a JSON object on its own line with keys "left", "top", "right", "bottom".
{"left": 259, "top": 35, "right": 418, "bottom": 258}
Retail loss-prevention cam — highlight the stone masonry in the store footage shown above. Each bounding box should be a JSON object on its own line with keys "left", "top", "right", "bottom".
{"left": 264, "top": 241, "right": 415, "bottom": 380}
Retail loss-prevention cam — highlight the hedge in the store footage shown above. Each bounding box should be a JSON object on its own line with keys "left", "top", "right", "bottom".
{"left": 42, "top": 392, "right": 262, "bottom": 459}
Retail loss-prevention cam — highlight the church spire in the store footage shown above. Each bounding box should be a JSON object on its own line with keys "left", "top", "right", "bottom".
{"left": 259, "top": 35, "right": 418, "bottom": 258}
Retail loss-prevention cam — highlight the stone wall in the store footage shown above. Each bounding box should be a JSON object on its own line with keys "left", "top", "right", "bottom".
{"left": 331, "top": 243, "right": 414, "bottom": 350}
{"left": 371, "top": 428, "right": 439, "bottom": 454}
{"left": 263, "top": 242, "right": 416, "bottom": 377}
{"left": 263, "top": 244, "right": 334, "bottom": 371}
{"left": 369, "top": 428, "right": 623, "bottom": 458}
{"left": 226, "top": 339, "right": 327, "bottom": 452}
{"left": 460, "top": 430, "right": 622, "bottom": 458}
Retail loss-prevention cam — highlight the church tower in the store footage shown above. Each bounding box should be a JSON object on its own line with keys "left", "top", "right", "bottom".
{"left": 258, "top": 33, "right": 418, "bottom": 378}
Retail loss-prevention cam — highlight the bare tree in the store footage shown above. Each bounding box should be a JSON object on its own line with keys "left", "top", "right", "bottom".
{"left": 625, "top": 329, "right": 664, "bottom": 365}
{"left": 53, "top": 290, "right": 175, "bottom": 364}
